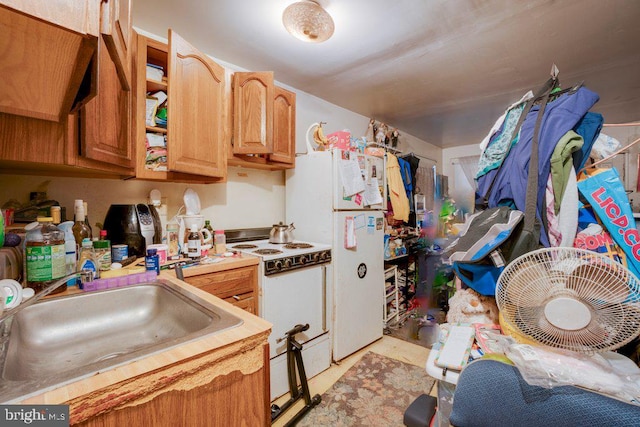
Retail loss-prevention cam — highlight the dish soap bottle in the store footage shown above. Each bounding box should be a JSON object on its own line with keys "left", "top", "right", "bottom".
{"left": 78, "top": 238, "right": 99, "bottom": 287}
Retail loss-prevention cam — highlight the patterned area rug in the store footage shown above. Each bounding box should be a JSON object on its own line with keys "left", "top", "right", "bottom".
{"left": 298, "top": 352, "right": 436, "bottom": 426}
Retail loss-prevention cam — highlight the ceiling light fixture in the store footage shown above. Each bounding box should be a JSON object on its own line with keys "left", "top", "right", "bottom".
{"left": 282, "top": 1, "right": 334, "bottom": 43}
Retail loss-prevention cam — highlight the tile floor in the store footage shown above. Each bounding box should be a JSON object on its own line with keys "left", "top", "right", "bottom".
{"left": 271, "top": 335, "right": 437, "bottom": 426}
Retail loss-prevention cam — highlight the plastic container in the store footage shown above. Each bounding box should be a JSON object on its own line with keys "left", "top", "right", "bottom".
{"left": 112, "top": 244, "right": 128, "bottom": 262}
{"left": 57, "top": 221, "right": 78, "bottom": 286}
{"left": 214, "top": 230, "right": 226, "bottom": 255}
{"left": 166, "top": 222, "right": 180, "bottom": 258}
{"left": 24, "top": 217, "right": 66, "bottom": 294}
{"left": 147, "top": 243, "right": 168, "bottom": 264}
{"left": 145, "top": 248, "right": 160, "bottom": 274}
{"left": 93, "top": 230, "right": 112, "bottom": 271}
{"left": 50, "top": 206, "right": 61, "bottom": 224}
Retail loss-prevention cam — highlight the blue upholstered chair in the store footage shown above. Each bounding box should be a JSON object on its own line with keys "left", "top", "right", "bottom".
{"left": 449, "top": 359, "right": 640, "bottom": 427}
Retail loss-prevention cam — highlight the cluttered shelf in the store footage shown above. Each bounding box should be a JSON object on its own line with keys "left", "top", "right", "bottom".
{"left": 146, "top": 126, "right": 167, "bottom": 134}
{"left": 147, "top": 78, "right": 167, "bottom": 92}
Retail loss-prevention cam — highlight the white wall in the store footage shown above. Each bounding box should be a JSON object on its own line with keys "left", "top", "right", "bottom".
{"left": 441, "top": 123, "right": 640, "bottom": 215}
{"left": 0, "top": 29, "right": 441, "bottom": 233}
{"left": 442, "top": 144, "right": 481, "bottom": 214}
{"left": 0, "top": 168, "right": 284, "bottom": 231}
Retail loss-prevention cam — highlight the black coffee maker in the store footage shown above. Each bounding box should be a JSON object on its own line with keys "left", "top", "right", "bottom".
{"left": 103, "top": 204, "right": 162, "bottom": 257}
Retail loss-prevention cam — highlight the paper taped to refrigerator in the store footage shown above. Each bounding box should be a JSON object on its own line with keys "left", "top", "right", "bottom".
{"left": 363, "top": 177, "right": 383, "bottom": 205}
{"left": 344, "top": 216, "right": 357, "bottom": 248}
{"left": 340, "top": 157, "right": 366, "bottom": 197}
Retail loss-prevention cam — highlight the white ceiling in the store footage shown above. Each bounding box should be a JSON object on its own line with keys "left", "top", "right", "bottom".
{"left": 132, "top": 0, "right": 640, "bottom": 148}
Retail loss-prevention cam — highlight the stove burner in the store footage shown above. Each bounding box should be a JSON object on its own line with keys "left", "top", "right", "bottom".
{"left": 284, "top": 243, "right": 314, "bottom": 249}
{"left": 254, "top": 249, "right": 283, "bottom": 255}
{"left": 232, "top": 244, "right": 259, "bottom": 249}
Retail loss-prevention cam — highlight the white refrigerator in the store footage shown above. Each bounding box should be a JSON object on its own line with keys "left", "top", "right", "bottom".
{"left": 286, "top": 148, "right": 386, "bottom": 361}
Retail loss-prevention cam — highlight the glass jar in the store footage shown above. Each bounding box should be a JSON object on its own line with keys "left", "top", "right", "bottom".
{"left": 166, "top": 222, "right": 180, "bottom": 258}
{"left": 25, "top": 217, "right": 66, "bottom": 294}
{"left": 214, "top": 230, "right": 226, "bottom": 255}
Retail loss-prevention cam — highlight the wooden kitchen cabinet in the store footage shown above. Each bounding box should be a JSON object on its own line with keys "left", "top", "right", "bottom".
{"left": 184, "top": 265, "right": 259, "bottom": 315}
{"left": 74, "top": 34, "right": 134, "bottom": 172}
{"left": 232, "top": 72, "right": 274, "bottom": 155}
{"left": 0, "top": 1, "right": 134, "bottom": 177}
{"left": 0, "top": 1, "right": 99, "bottom": 122}
{"left": 100, "top": 0, "right": 132, "bottom": 90}
{"left": 271, "top": 86, "right": 297, "bottom": 165}
{"left": 229, "top": 72, "right": 296, "bottom": 170}
{"left": 133, "top": 31, "right": 227, "bottom": 183}
{"left": 74, "top": 339, "right": 270, "bottom": 427}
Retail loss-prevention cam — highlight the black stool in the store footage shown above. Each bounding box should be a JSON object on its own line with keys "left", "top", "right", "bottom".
{"left": 403, "top": 394, "right": 437, "bottom": 427}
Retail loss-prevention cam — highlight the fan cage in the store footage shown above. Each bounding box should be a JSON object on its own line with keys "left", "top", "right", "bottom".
{"left": 496, "top": 247, "right": 640, "bottom": 353}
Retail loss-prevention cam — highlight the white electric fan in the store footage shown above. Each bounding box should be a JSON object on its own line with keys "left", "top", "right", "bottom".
{"left": 496, "top": 247, "right": 640, "bottom": 353}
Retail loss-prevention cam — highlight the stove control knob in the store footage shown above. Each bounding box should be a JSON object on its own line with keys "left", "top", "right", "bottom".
{"left": 313, "top": 253, "right": 320, "bottom": 262}
{"left": 274, "top": 261, "right": 283, "bottom": 271}
{"left": 319, "top": 251, "right": 326, "bottom": 260}
{"left": 300, "top": 256, "right": 306, "bottom": 265}
{"left": 284, "top": 259, "right": 292, "bottom": 269}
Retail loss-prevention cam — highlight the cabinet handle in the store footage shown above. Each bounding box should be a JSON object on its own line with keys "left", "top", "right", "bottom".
{"left": 232, "top": 295, "right": 240, "bottom": 301}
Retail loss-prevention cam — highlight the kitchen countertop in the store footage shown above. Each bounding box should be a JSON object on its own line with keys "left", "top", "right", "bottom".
{"left": 16, "top": 253, "right": 271, "bottom": 412}
{"left": 55, "top": 253, "right": 261, "bottom": 296}
{"left": 171, "top": 253, "right": 260, "bottom": 278}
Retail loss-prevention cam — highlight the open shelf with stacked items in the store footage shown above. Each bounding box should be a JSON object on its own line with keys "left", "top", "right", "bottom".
{"left": 133, "top": 30, "right": 226, "bottom": 183}
{"left": 384, "top": 251, "right": 418, "bottom": 326}
{"left": 402, "top": 254, "right": 417, "bottom": 322}
{"left": 384, "top": 265, "right": 399, "bottom": 328}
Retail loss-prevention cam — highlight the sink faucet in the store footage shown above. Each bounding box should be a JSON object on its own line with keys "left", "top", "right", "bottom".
{"left": 0, "top": 272, "right": 88, "bottom": 325}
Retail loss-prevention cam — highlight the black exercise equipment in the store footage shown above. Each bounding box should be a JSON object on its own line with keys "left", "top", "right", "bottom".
{"left": 270, "top": 323, "right": 321, "bottom": 426}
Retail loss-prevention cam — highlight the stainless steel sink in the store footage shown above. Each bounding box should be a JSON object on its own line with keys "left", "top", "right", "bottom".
{"left": 0, "top": 280, "right": 243, "bottom": 402}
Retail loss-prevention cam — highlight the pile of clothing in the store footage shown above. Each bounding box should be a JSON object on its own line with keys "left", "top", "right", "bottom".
{"left": 386, "top": 152, "right": 420, "bottom": 223}
{"left": 473, "top": 77, "right": 639, "bottom": 281}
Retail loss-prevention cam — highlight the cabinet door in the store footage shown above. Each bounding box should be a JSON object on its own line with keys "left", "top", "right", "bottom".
{"left": 167, "top": 30, "right": 226, "bottom": 178}
{"left": 0, "top": 2, "right": 97, "bottom": 121}
{"left": 269, "top": 86, "right": 296, "bottom": 165}
{"left": 100, "top": 0, "right": 131, "bottom": 90}
{"left": 185, "top": 266, "right": 258, "bottom": 315}
{"left": 232, "top": 71, "right": 274, "bottom": 155}
{"left": 78, "top": 36, "right": 134, "bottom": 171}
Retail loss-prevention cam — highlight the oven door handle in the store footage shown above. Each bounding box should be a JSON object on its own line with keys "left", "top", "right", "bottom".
{"left": 322, "top": 265, "right": 327, "bottom": 332}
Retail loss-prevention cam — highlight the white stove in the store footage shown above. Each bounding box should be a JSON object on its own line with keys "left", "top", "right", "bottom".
{"left": 230, "top": 240, "right": 332, "bottom": 275}
{"left": 226, "top": 230, "right": 333, "bottom": 400}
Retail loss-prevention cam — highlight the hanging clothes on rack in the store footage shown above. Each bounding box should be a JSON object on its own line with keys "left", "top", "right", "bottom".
{"left": 572, "top": 112, "right": 604, "bottom": 171}
{"left": 399, "top": 153, "right": 421, "bottom": 187}
{"left": 476, "top": 85, "right": 600, "bottom": 247}
{"left": 386, "top": 152, "right": 410, "bottom": 222}
{"left": 397, "top": 156, "right": 414, "bottom": 211}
